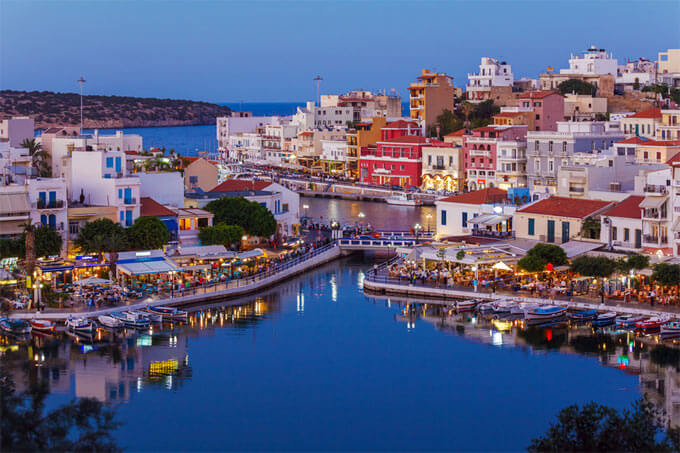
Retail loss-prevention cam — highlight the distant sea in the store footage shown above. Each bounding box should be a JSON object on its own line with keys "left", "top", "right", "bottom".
{"left": 81, "top": 101, "right": 410, "bottom": 156}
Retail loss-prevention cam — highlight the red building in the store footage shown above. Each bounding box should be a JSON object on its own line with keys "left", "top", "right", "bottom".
{"left": 380, "top": 120, "right": 420, "bottom": 141}
{"left": 463, "top": 125, "right": 527, "bottom": 190}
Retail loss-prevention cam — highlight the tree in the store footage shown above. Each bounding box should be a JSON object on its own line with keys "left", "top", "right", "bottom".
{"left": 205, "top": 196, "right": 277, "bottom": 238}
{"left": 23, "top": 220, "right": 37, "bottom": 277}
{"left": 32, "top": 225, "right": 62, "bottom": 258}
{"left": 618, "top": 254, "right": 650, "bottom": 272}
{"left": 570, "top": 255, "right": 618, "bottom": 278}
{"left": 652, "top": 263, "right": 680, "bottom": 287}
{"left": 528, "top": 399, "right": 680, "bottom": 452}
{"left": 20, "top": 138, "right": 51, "bottom": 177}
{"left": 1, "top": 369, "right": 121, "bottom": 451}
{"left": 125, "top": 217, "right": 171, "bottom": 250}
{"left": 198, "top": 223, "right": 245, "bottom": 248}
{"left": 581, "top": 216, "right": 601, "bottom": 239}
{"left": 517, "top": 243, "right": 568, "bottom": 272}
{"left": 75, "top": 218, "right": 126, "bottom": 253}
{"left": 557, "top": 79, "right": 597, "bottom": 96}
{"left": 435, "top": 109, "right": 463, "bottom": 137}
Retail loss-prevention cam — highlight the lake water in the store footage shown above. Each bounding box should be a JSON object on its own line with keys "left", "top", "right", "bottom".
{"left": 3, "top": 252, "right": 672, "bottom": 450}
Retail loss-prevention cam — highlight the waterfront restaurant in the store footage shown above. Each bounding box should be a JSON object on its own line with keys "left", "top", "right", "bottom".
{"left": 115, "top": 250, "right": 179, "bottom": 290}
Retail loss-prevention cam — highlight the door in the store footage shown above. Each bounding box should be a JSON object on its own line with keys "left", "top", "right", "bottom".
{"left": 635, "top": 229, "right": 642, "bottom": 249}
{"left": 547, "top": 220, "right": 555, "bottom": 243}
{"left": 561, "top": 221, "right": 570, "bottom": 243}
{"left": 124, "top": 188, "right": 132, "bottom": 204}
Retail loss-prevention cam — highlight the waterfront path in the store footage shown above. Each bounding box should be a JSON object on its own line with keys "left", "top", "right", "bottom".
{"left": 10, "top": 243, "right": 342, "bottom": 320}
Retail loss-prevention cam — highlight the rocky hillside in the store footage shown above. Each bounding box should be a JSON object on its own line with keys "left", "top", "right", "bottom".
{"left": 0, "top": 90, "right": 231, "bottom": 129}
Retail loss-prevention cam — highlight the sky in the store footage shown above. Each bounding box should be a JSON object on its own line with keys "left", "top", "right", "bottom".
{"left": 1, "top": 0, "right": 679, "bottom": 103}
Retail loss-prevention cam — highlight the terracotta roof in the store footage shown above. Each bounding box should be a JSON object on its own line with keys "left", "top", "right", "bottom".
{"left": 600, "top": 195, "right": 643, "bottom": 219}
{"left": 124, "top": 150, "right": 139, "bottom": 155}
{"left": 379, "top": 135, "right": 431, "bottom": 144}
{"left": 140, "top": 197, "right": 177, "bottom": 218}
{"left": 385, "top": 120, "right": 418, "bottom": 129}
{"left": 438, "top": 187, "right": 507, "bottom": 205}
{"left": 441, "top": 235, "right": 501, "bottom": 244}
{"left": 627, "top": 107, "right": 662, "bottom": 119}
{"left": 445, "top": 129, "right": 468, "bottom": 137}
{"left": 518, "top": 90, "right": 561, "bottom": 99}
{"left": 617, "top": 136, "right": 649, "bottom": 145}
{"left": 299, "top": 131, "right": 313, "bottom": 136}
{"left": 666, "top": 152, "right": 680, "bottom": 165}
{"left": 517, "top": 196, "right": 612, "bottom": 219}
{"left": 639, "top": 140, "right": 680, "bottom": 147}
{"left": 209, "top": 179, "right": 271, "bottom": 193}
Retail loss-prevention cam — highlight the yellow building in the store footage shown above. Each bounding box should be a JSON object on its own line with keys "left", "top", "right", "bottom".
{"left": 347, "top": 116, "right": 386, "bottom": 178}
{"left": 409, "top": 69, "right": 454, "bottom": 133}
{"left": 658, "top": 49, "right": 680, "bottom": 74}
{"left": 621, "top": 108, "right": 661, "bottom": 138}
{"left": 493, "top": 111, "right": 535, "bottom": 130}
{"left": 636, "top": 140, "right": 680, "bottom": 164}
{"left": 657, "top": 110, "right": 680, "bottom": 141}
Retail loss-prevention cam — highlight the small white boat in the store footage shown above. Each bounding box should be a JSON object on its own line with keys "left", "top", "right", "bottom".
{"left": 97, "top": 315, "right": 123, "bottom": 328}
{"left": 111, "top": 311, "right": 149, "bottom": 328}
{"left": 386, "top": 193, "right": 422, "bottom": 206}
{"left": 493, "top": 300, "right": 519, "bottom": 314}
{"left": 65, "top": 316, "right": 95, "bottom": 333}
{"left": 477, "top": 302, "right": 496, "bottom": 314}
{"left": 511, "top": 302, "right": 540, "bottom": 316}
{"left": 525, "top": 305, "right": 567, "bottom": 324}
{"left": 661, "top": 321, "right": 680, "bottom": 336}
{"left": 456, "top": 299, "right": 478, "bottom": 311}
{"left": 616, "top": 314, "right": 646, "bottom": 329}
{"left": 145, "top": 306, "right": 188, "bottom": 320}
{"left": 133, "top": 310, "right": 162, "bottom": 323}
{"left": 592, "top": 312, "right": 617, "bottom": 327}
{"left": 0, "top": 317, "right": 32, "bottom": 335}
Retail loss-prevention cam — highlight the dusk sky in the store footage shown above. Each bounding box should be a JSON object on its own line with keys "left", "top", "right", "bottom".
{"left": 1, "top": 0, "right": 678, "bottom": 103}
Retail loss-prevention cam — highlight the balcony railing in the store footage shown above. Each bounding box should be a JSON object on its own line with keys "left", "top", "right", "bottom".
{"left": 471, "top": 228, "right": 514, "bottom": 239}
{"left": 123, "top": 197, "right": 137, "bottom": 205}
{"left": 643, "top": 234, "right": 668, "bottom": 245}
{"left": 35, "top": 200, "right": 65, "bottom": 209}
{"left": 643, "top": 184, "right": 668, "bottom": 194}
{"left": 642, "top": 208, "right": 667, "bottom": 220}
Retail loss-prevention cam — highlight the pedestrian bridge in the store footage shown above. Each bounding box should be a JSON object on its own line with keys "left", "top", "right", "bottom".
{"left": 338, "top": 238, "right": 417, "bottom": 250}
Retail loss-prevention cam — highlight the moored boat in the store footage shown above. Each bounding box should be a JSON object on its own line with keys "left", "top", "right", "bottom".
{"left": 386, "top": 193, "right": 422, "bottom": 206}
{"left": 29, "top": 319, "right": 56, "bottom": 332}
{"left": 456, "top": 299, "right": 478, "bottom": 311}
{"left": 635, "top": 316, "right": 666, "bottom": 333}
{"left": 616, "top": 314, "right": 646, "bottom": 329}
{"left": 0, "top": 317, "right": 32, "bottom": 335}
{"left": 145, "top": 305, "right": 188, "bottom": 320}
{"left": 133, "top": 310, "right": 162, "bottom": 323}
{"left": 493, "top": 300, "right": 519, "bottom": 314}
{"left": 110, "top": 311, "right": 149, "bottom": 328}
{"left": 661, "top": 321, "right": 680, "bottom": 336}
{"left": 97, "top": 315, "right": 123, "bottom": 328}
{"left": 592, "top": 312, "right": 617, "bottom": 327}
{"left": 525, "top": 305, "right": 567, "bottom": 324}
{"left": 568, "top": 309, "right": 597, "bottom": 322}
{"left": 65, "top": 316, "right": 95, "bottom": 333}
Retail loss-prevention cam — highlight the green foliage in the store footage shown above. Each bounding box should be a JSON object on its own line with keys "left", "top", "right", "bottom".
{"left": 455, "top": 249, "right": 466, "bottom": 261}
{"left": 528, "top": 399, "right": 680, "bottom": 452}
{"left": 642, "top": 83, "right": 680, "bottom": 105}
{"left": 0, "top": 369, "right": 121, "bottom": 451}
{"left": 205, "top": 196, "right": 277, "bottom": 238}
{"left": 517, "top": 243, "right": 567, "bottom": 272}
{"left": 652, "top": 263, "right": 680, "bottom": 287}
{"left": 125, "top": 217, "right": 171, "bottom": 250}
{"left": 435, "top": 100, "right": 500, "bottom": 136}
{"left": 75, "top": 219, "right": 126, "bottom": 253}
{"left": 0, "top": 237, "right": 24, "bottom": 259}
{"left": 618, "top": 254, "right": 650, "bottom": 272}
{"left": 32, "top": 225, "right": 62, "bottom": 258}
{"left": 198, "top": 223, "right": 245, "bottom": 247}
{"left": 557, "top": 79, "right": 597, "bottom": 96}
{"left": 581, "top": 216, "right": 601, "bottom": 239}
{"left": 570, "top": 255, "right": 618, "bottom": 278}
{"left": 20, "top": 138, "right": 51, "bottom": 177}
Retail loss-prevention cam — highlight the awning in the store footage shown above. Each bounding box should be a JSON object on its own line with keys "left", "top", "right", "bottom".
{"left": 237, "top": 249, "right": 264, "bottom": 259}
{"left": 469, "top": 214, "right": 510, "bottom": 226}
{"left": 639, "top": 196, "right": 666, "bottom": 209}
{"left": 117, "top": 257, "right": 179, "bottom": 276}
{"left": 560, "top": 240, "right": 603, "bottom": 258}
{"left": 0, "top": 193, "right": 30, "bottom": 215}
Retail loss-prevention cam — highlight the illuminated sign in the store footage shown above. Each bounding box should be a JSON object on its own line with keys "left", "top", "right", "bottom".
{"left": 136, "top": 251, "right": 152, "bottom": 257}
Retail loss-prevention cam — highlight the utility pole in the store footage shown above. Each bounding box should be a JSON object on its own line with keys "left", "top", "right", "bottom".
{"left": 77, "top": 76, "right": 86, "bottom": 133}
{"left": 313, "top": 75, "right": 323, "bottom": 107}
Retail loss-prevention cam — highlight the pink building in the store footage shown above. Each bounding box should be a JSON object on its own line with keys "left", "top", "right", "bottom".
{"left": 463, "top": 125, "right": 527, "bottom": 190}
{"left": 517, "top": 91, "right": 564, "bottom": 131}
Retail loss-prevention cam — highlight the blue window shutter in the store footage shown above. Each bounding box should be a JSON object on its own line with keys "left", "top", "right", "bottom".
{"left": 441, "top": 210, "right": 447, "bottom": 226}
{"left": 106, "top": 157, "right": 113, "bottom": 168}
{"left": 115, "top": 157, "right": 121, "bottom": 172}
{"left": 462, "top": 212, "right": 468, "bottom": 228}
{"left": 528, "top": 218, "right": 535, "bottom": 236}
{"left": 120, "top": 211, "right": 124, "bottom": 222}
{"left": 118, "top": 189, "right": 123, "bottom": 199}
{"left": 40, "top": 215, "right": 47, "bottom": 225}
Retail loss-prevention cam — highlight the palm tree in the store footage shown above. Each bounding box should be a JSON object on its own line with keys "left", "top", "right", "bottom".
{"left": 22, "top": 220, "right": 36, "bottom": 286}
{"left": 20, "top": 138, "right": 50, "bottom": 177}
{"left": 459, "top": 102, "right": 474, "bottom": 129}
{"left": 103, "top": 234, "right": 128, "bottom": 278}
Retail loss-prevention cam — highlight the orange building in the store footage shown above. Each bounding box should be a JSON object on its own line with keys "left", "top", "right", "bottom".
{"left": 409, "top": 69, "right": 454, "bottom": 134}
{"left": 346, "top": 117, "right": 386, "bottom": 178}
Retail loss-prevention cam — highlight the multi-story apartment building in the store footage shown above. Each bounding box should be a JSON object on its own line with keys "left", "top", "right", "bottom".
{"left": 216, "top": 115, "right": 285, "bottom": 150}
{"left": 658, "top": 110, "right": 680, "bottom": 141}
{"left": 319, "top": 139, "right": 348, "bottom": 176}
{"left": 466, "top": 57, "right": 514, "bottom": 103}
{"left": 517, "top": 91, "right": 564, "bottom": 131}
{"left": 462, "top": 125, "right": 527, "bottom": 190}
{"left": 658, "top": 49, "right": 680, "bottom": 75}
{"left": 560, "top": 46, "right": 618, "bottom": 76}
{"left": 639, "top": 167, "right": 673, "bottom": 256}
{"left": 495, "top": 139, "right": 528, "bottom": 190}
{"left": 635, "top": 139, "right": 680, "bottom": 164}
{"left": 261, "top": 124, "right": 298, "bottom": 165}
{"left": 563, "top": 94, "right": 607, "bottom": 121}
{"left": 225, "top": 132, "right": 263, "bottom": 162}
{"left": 493, "top": 108, "right": 535, "bottom": 130}
{"left": 599, "top": 195, "right": 644, "bottom": 252}
{"left": 421, "top": 143, "right": 462, "bottom": 192}
{"left": 616, "top": 58, "right": 657, "bottom": 92}
{"left": 27, "top": 177, "right": 68, "bottom": 239}
{"left": 526, "top": 121, "right": 625, "bottom": 196}
{"left": 321, "top": 91, "right": 402, "bottom": 119}
{"left": 409, "top": 69, "right": 454, "bottom": 132}
{"left": 360, "top": 135, "right": 438, "bottom": 188}
{"left": 291, "top": 101, "right": 353, "bottom": 129}
{"left": 346, "top": 117, "right": 386, "bottom": 179}
{"left": 621, "top": 108, "right": 661, "bottom": 138}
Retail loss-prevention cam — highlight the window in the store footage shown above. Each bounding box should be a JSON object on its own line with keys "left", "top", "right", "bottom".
{"left": 624, "top": 228, "right": 630, "bottom": 242}
{"left": 118, "top": 189, "right": 123, "bottom": 199}
{"left": 612, "top": 226, "right": 618, "bottom": 241}
{"left": 534, "top": 159, "right": 540, "bottom": 171}
{"left": 462, "top": 212, "right": 467, "bottom": 228}
{"left": 548, "top": 141, "right": 553, "bottom": 152}
{"left": 535, "top": 141, "right": 539, "bottom": 151}
{"left": 548, "top": 159, "right": 554, "bottom": 172}
{"left": 528, "top": 218, "right": 535, "bottom": 236}
{"left": 562, "top": 141, "right": 567, "bottom": 152}
{"left": 441, "top": 210, "right": 447, "bottom": 226}
{"left": 106, "top": 157, "right": 114, "bottom": 168}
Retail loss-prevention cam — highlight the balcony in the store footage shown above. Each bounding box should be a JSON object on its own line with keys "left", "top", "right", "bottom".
{"left": 643, "top": 184, "right": 668, "bottom": 195}
{"left": 642, "top": 208, "right": 667, "bottom": 220}
{"left": 469, "top": 149, "right": 491, "bottom": 157}
{"left": 123, "top": 197, "right": 137, "bottom": 205}
{"left": 35, "top": 200, "right": 65, "bottom": 210}
{"left": 430, "top": 165, "right": 446, "bottom": 170}
{"left": 643, "top": 235, "right": 668, "bottom": 245}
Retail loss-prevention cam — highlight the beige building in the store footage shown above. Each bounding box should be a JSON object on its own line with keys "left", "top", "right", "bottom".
{"left": 621, "top": 108, "right": 661, "bottom": 138}
{"left": 409, "top": 69, "right": 455, "bottom": 133}
{"left": 421, "top": 145, "right": 463, "bottom": 192}
{"left": 515, "top": 196, "right": 613, "bottom": 244}
{"left": 184, "top": 158, "right": 219, "bottom": 192}
{"left": 658, "top": 49, "right": 680, "bottom": 74}
{"left": 657, "top": 110, "right": 680, "bottom": 141}
{"left": 0, "top": 187, "right": 30, "bottom": 238}
{"left": 66, "top": 205, "right": 118, "bottom": 252}
{"left": 563, "top": 94, "right": 607, "bottom": 121}
{"left": 539, "top": 73, "right": 614, "bottom": 97}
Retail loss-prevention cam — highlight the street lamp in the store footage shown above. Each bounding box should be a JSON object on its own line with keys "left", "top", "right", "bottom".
{"left": 414, "top": 223, "right": 422, "bottom": 240}
{"left": 358, "top": 212, "right": 365, "bottom": 219}
{"left": 425, "top": 213, "right": 432, "bottom": 233}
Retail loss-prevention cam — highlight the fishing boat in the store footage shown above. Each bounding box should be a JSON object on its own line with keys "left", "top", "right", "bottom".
{"left": 28, "top": 319, "right": 56, "bottom": 332}
{"left": 616, "top": 314, "right": 646, "bottom": 329}
{"left": 145, "top": 306, "right": 188, "bottom": 320}
{"left": 97, "top": 315, "right": 123, "bottom": 328}
{"left": 661, "top": 321, "right": 680, "bottom": 336}
{"left": 568, "top": 309, "right": 597, "bottom": 322}
{"left": 456, "top": 299, "right": 478, "bottom": 311}
{"left": 477, "top": 302, "right": 496, "bottom": 314}
{"left": 511, "top": 302, "right": 540, "bottom": 316}
{"left": 592, "top": 312, "right": 617, "bottom": 327}
{"left": 493, "top": 300, "right": 520, "bottom": 314}
{"left": 0, "top": 317, "right": 32, "bottom": 335}
{"left": 65, "top": 316, "right": 95, "bottom": 333}
{"left": 635, "top": 316, "right": 666, "bottom": 333}
{"left": 110, "top": 311, "right": 149, "bottom": 328}
{"left": 385, "top": 193, "right": 422, "bottom": 207}
{"left": 133, "top": 310, "right": 162, "bottom": 323}
{"left": 525, "top": 305, "right": 567, "bottom": 324}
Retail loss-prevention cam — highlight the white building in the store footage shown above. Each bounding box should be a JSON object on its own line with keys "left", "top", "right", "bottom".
{"left": 137, "top": 172, "right": 184, "bottom": 208}
{"left": 225, "top": 132, "right": 264, "bottom": 162}
{"left": 560, "top": 46, "right": 618, "bottom": 76}
{"left": 0, "top": 117, "right": 34, "bottom": 147}
{"left": 496, "top": 140, "right": 527, "bottom": 189}
{"left": 26, "top": 177, "right": 68, "bottom": 245}
{"left": 435, "top": 188, "right": 514, "bottom": 239}
{"left": 466, "top": 57, "right": 514, "bottom": 103}
{"left": 216, "top": 115, "right": 286, "bottom": 149}
{"left": 320, "top": 140, "right": 348, "bottom": 164}
{"left": 0, "top": 141, "right": 32, "bottom": 184}
{"left": 262, "top": 124, "right": 298, "bottom": 165}
{"left": 599, "top": 195, "right": 644, "bottom": 252}
{"left": 291, "top": 102, "right": 353, "bottom": 130}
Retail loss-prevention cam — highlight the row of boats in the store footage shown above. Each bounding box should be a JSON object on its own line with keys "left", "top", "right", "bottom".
{"left": 453, "top": 299, "right": 680, "bottom": 335}
{"left": 0, "top": 306, "right": 188, "bottom": 336}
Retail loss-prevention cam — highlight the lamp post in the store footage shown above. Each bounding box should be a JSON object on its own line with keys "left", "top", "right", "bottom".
{"left": 414, "top": 223, "right": 422, "bottom": 240}
{"left": 77, "top": 76, "right": 86, "bottom": 134}
{"left": 425, "top": 213, "right": 432, "bottom": 234}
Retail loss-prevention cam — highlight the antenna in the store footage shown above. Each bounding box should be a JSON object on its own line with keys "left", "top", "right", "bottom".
{"left": 313, "top": 75, "right": 323, "bottom": 107}
{"left": 77, "top": 76, "right": 86, "bottom": 134}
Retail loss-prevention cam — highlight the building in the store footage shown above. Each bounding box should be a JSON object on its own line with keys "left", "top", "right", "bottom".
{"left": 319, "top": 139, "right": 348, "bottom": 175}
{"left": 421, "top": 143, "right": 462, "bottom": 192}
{"left": 560, "top": 46, "right": 618, "bottom": 76}
{"left": 216, "top": 115, "right": 285, "bottom": 150}
{"left": 0, "top": 117, "right": 34, "bottom": 147}
{"left": 26, "top": 177, "right": 68, "bottom": 242}
{"left": 517, "top": 91, "right": 564, "bottom": 131}
{"left": 526, "top": 121, "right": 625, "bottom": 196}
{"left": 496, "top": 139, "right": 528, "bottom": 189}
{"left": 658, "top": 110, "right": 680, "bottom": 141}
{"left": 360, "top": 135, "right": 437, "bottom": 187}
{"left": 174, "top": 207, "right": 214, "bottom": 246}
{"left": 320, "top": 90, "right": 402, "bottom": 119}
{"left": 514, "top": 196, "right": 614, "bottom": 244}
{"left": 409, "top": 69, "right": 455, "bottom": 132}
{"left": 463, "top": 125, "right": 528, "bottom": 190}
{"left": 466, "top": 57, "right": 514, "bottom": 103}
{"left": 261, "top": 124, "right": 299, "bottom": 166}
{"left": 493, "top": 110, "right": 535, "bottom": 131}
{"left": 291, "top": 101, "right": 353, "bottom": 130}
{"left": 435, "top": 188, "right": 512, "bottom": 239}
{"left": 224, "top": 132, "right": 264, "bottom": 162}
{"left": 0, "top": 186, "right": 30, "bottom": 238}
{"left": 621, "top": 108, "right": 662, "bottom": 138}
{"left": 0, "top": 141, "right": 33, "bottom": 184}
{"left": 563, "top": 94, "right": 607, "bottom": 121}
{"left": 616, "top": 58, "right": 657, "bottom": 92}
{"left": 442, "top": 129, "right": 468, "bottom": 147}
{"left": 140, "top": 197, "right": 179, "bottom": 243}
{"left": 183, "top": 157, "right": 219, "bottom": 192}
{"left": 599, "top": 195, "right": 644, "bottom": 252}
{"left": 539, "top": 73, "right": 615, "bottom": 97}
{"left": 635, "top": 139, "right": 680, "bottom": 164}
{"left": 67, "top": 205, "right": 118, "bottom": 248}
{"left": 638, "top": 167, "right": 673, "bottom": 256}
{"left": 658, "top": 49, "right": 680, "bottom": 75}
{"left": 346, "top": 117, "right": 386, "bottom": 178}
